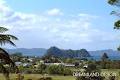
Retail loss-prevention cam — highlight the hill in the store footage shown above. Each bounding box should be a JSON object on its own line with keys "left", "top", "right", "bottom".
{"left": 45, "top": 46, "right": 91, "bottom": 58}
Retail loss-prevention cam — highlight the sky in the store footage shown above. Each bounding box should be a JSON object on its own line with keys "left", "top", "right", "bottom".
{"left": 0, "top": 0, "right": 120, "bottom": 50}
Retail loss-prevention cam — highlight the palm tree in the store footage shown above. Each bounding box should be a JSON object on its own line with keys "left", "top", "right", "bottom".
{"left": 0, "top": 27, "right": 18, "bottom": 80}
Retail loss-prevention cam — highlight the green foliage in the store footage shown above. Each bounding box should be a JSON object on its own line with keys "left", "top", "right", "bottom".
{"left": 11, "top": 52, "right": 23, "bottom": 57}
{"left": 114, "top": 20, "right": 120, "bottom": 29}
{"left": 38, "top": 77, "right": 52, "bottom": 80}
{"left": 43, "top": 56, "right": 61, "bottom": 63}
{"left": 63, "top": 68, "right": 73, "bottom": 75}
{"left": 108, "top": 0, "right": 118, "bottom": 5}
{"left": 64, "top": 58, "right": 74, "bottom": 63}
{"left": 86, "top": 62, "right": 101, "bottom": 73}
{"left": 27, "top": 79, "right": 32, "bottom": 80}
{"left": 46, "top": 65, "right": 72, "bottom": 75}
{"left": 76, "top": 61, "right": 104, "bottom": 80}
{"left": 46, "top": 65, "right": 64, "bottom": 74}
{"left": 0, "top": 27, "right": 18, "bottom": 80}
{"left": 11, "top": 52, "right": 23, "bottom": 62}
{"left": 34, "top": 64, "right": 47, "bottom": 74}
{"left": 108, "top": 0, "right": 120, "bottom": 50}
{"left": 99, "top": 60, "right": 120, "bottom": 69}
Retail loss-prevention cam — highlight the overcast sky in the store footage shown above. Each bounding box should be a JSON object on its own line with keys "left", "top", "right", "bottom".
{"left": 0, "top": 0, "right": 120, "bottom": 50}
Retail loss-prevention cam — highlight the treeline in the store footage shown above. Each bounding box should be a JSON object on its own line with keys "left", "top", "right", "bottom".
{"left": 19, "top": 64, "right": 72, "bottom": 75}
{"left": 95, "top": 60, "right": 120, "bottom": 69}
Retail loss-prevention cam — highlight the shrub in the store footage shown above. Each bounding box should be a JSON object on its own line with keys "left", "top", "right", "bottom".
{"left": 63, "top": 68, "right": 72, "bottom": 75}
{"left": 45, "top": 77, "right": 52, "bottom": 80}
{"left": 109, "top": 76, "right": 116, "bottom": 80}
{"left": 27, "top": 79, "right": 32, "bottom": 80}
{"left": 46, "top": 65, "right": 64, "bottom": 74}
{"left": 23, "top": 70, "right": 32, "bottom": 74}
{"left": 37, "top": 77, "right": 52, "bottom": 80}
{"left": 46, "top": 65, "right": 72, "bottom": 75}
{"left": 37, "top": 77, "right": 44, "bottom": 80}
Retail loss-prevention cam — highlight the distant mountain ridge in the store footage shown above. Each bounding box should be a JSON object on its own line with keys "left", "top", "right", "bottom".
{"left": 89, "top": 49, "right": 120, "bottom": 56}
{"left": 89, "top": 49, "right": 120, "bottom": 60}
{"left": 6, "top": 48, "right": 47, "bottom": 56}
{"left": 5, "top": 48, "right": 120, "bottom": 60}
{"left": 45, "top": 47, "right": 91, "bottom": 58}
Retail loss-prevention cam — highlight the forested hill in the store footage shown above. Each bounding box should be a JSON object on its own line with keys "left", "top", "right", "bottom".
{"left": 45, "top": 46, "right": 91, "bottom": 58}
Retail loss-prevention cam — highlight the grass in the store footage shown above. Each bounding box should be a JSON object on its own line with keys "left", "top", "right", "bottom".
{"left": 0, "top": 69, "right": 120, "bottom": 80}
{"left": 0, "top": 74, "right": 76, "bottom": 80}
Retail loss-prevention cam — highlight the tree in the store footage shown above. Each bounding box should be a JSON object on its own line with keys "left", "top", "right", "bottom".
{"left": 11, "top": 52, "right": 23, "bottom": 62}
{"left": 46, "top": 65, "right": 64, "bottom": 74}
{"left": 108, "top": 0, "right": 120, "bottom": 5}
{"left": 108, "top": 0, "right": 120, "bottom": 50}
{"left": 101, "top": 53, "right": 109, "bottom": 69}
{"left": 101, "top": 53, "right": 109, "bottom": 61}
{"left": 108, "top": 0, "right": 120, "bottom": 29}
{"left": 76, "top": 62, "right": 104, "bottom": 80}
{"left": 0, "top": 27, "right": 18, "bottom": 80}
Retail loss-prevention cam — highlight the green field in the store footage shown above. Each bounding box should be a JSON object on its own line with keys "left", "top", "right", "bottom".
{"left": 0, "top": 74, "right": 76, "bottom": 80}
{"left": 0, "top": 69, "right": 120, "bottom": 80}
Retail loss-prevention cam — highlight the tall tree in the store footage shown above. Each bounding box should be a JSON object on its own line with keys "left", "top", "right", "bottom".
{"left": 108, "top": 0, "right": 120, "bottom": 29}
{"left": 0, "top": 27, "right": 18, "bottom": 80}
{"left": 108, "top": 0, "right": 120, "bottom": 50}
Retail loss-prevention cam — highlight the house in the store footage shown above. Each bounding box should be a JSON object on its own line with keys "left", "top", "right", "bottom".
{"left": 44, "top": 62, "right": 75, "bottom": 67}
{"left": 44, "top": 63, "right": 63, "bottom": 66}
{"left": 28, "top": 58, "right": 33, "bottom": 62}
{"left": 63, "top": 63, "right": 75, "bottom": 67}
{"left": 23, "top": 63, "right": 32, "bottom": 67}
{"left": 15, "top": 62, "right": 22, "bottom": 66}
{"left": 40, "top": 60, "right": 44, "bottom": 63}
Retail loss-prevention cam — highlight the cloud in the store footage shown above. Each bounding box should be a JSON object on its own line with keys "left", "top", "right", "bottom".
{"left": 78, "top": 13, "right": 98, "bottom": 19}
{"left": 46, "top": 8, "right": 63, "bottom": 16}
{"left": 0, "top": 0, "right": 119, "bottom": 49}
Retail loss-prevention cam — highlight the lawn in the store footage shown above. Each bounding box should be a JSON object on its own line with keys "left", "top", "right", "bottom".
{"left": 0, "top": 69, "right": 120, "bottom": 80}
{"left": 0, "top": 74, "right": 76, "bottom": 80}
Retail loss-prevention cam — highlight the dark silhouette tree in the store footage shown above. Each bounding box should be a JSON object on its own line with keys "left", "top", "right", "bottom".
{"left": 108, "top": 0, "right": 120, "bottom": 50}
{"left": 101, "top": 53, "right": 109, "bottom": 61}
{"left": 108, "top": 0, "right": 120, "bottom": 29}
{"left": 0, "top": 27, "right": 18, "bottom": 80}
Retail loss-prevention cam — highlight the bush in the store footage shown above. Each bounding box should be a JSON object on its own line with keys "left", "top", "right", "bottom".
{"left": 46, "top": 65, "right": 72, "bottom": 75}
{"left": 46, "top": 65, "right": 64, "bottom": 74}
{"left": 27, "top": 79, "right": 32, "bottom": 80}
{"left": 45, "top": 77, "right": 52, "bottom": 80}
{"left": 37, "top": 77, "right": 52, "bottom": 80}
{"left": 63, "top": 68, "right": 72, "bottom": 75}
{"left": 37, "top": 77, "right": 44, "bottom": 80}
{"left": 109, "top": 76, "right": 116, "bottom": 80}
{"left": 23, "top": 70, "right": 32, "bottom": 74}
